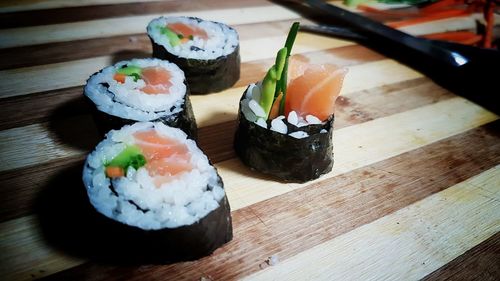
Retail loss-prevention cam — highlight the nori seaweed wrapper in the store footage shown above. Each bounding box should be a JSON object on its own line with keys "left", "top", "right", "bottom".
{"left": 87, "top": 175, "right": 233, "bottom": 263}
{"left": 86, "top": 81, "right": 197, "bottom": 140}
{"left": 234, "top": 92, "right": 334, "bottom": 183}
{"left": 149, "top": 18, "right": 240, "bottom": 94}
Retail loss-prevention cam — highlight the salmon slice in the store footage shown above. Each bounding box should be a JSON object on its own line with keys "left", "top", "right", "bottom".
{"left": 288, "top": 55, "right": 310, "bottom": 82}
{"left": 285, "top": 64, "right": 347, "bottom": 121}
{"left": 141, "top": 84, "right": 170, "bottom": 95}
{"left": 133, "top": 129, "right": 192, "bottom": 183}
{"left": 148, "top": 158, "right": 193, "bottom": 187}
{"left": 138, "top": 143, "right": 190, "bottom": 162}
{"left": 146, "top": 158, "right": 193, "bottom": 177}
{"left": 140, "top": 67, "right": 171, "bottom": 95}
{"left": 167, "top": 22, "right": 208, "bottom": 40}
{"left": 134, "top": 130, "right": 189, "bottom": 160}
{"left": 134, "top": 129, "right": 180, "bottom": 145}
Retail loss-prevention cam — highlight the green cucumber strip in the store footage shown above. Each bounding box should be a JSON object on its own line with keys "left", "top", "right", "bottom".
{"left": 278, "top": 58, "right": 289, "bottom": 115}
{"left": 284, "top": 22, "right": 300, "bottom": 57}
{"left": 260, "top": 66, "right": 278, "bottom": 118}
{"left": 159, "top": 26, "right": 181, "bottom": 46}
{"left": 128, "top": 154, "right": 146, "bottom": 170}
{"left": 275, "top": 47, "right": 288, "bottom": 79}
{"left": 117, "top": 66, "right": 142, "bottom": 76}
{"left": 107, "top": 145, "right": 146, "bottom": 172}
{"left": 130, "top": 73, "right": 141, "bottom": 82}
{"left": 273, "top": 47, "right": 288, "bottom": 98}
{"left": 278, "top": 22, "right": 300, "bottom": 115}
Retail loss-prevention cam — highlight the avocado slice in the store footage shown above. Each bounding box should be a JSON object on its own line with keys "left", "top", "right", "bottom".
{"left": 159, "top": 26, "right": 181, "bottom": 46}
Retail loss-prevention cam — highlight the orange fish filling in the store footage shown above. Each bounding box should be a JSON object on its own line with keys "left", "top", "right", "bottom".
{"left": 285, "top": 64, "right": 347, "bottom": 121}
{"left": 133, "top": 129, "right": 193, "bottom": 187}
{"left": 167, "top": 22, "right": 208, "bottom": 40}
{"left": 140, "top": 67, "right": 172, "bottom": 95}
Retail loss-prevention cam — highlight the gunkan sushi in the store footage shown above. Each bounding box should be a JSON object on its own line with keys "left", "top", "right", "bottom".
{"left": 83, "top": 122, "right": 232, "bottom": 262}
{"left": 84, "top": 58, "right": 197, "bottom": 139}
{"left": 234, "top": 22, "right": 348, "bottom": 183}
{"left": 147, "top": 16, "right": 240, "bottom": 94}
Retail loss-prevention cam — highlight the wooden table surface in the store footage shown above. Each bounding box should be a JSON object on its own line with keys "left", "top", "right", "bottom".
{"left": 0, "top": 0, "right": 499, "bottom": 280}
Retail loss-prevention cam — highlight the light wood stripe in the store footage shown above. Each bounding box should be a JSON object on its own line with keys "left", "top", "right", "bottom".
{"left": 3, "top": 85, "right": 475, "bottom": 280}
{"left": 244, "top": 166, "right": 500, "bottom": 281}
{"left": 7, "top": 122, "right": 499, "bottom": 281}
{"left": 0, "top": 78, "right": 452, "bottom": 222}
{"left": 0, "top": 18, "right": 303, "bottom": 70}
{"left": 0, "top": 32, "right": 352, "bottom": 99}
{"left": 221, "top": 97, "right": 498, "bottom": 211}
{"left": 0, "top": 59, "right": 420, "bottom": 173}
{"left": 422, "top": 232, "right": 500, "bottom": 280}
{"left": 399, "top": 13, "right": 500, "bottom": 36}
{"left": 0, "top": 5, "right": 300, "bottom": 49}
{"left": 0, "top": 0, "right": 164, "bottom": 13}
{"left": 0, "top": 0, "right": 271, "bottom": 30}
{"left": 399, "top": 15, "right": 479, "bottom": 36}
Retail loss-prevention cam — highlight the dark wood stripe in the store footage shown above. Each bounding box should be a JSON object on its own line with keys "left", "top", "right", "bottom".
{"left": 0, "top": 19, "right": 301, "bottom": 70}
{"left": 422, "top": 232, "right": 500, "bottom": 281}
{"left": 0, "top": 0, "right": 268, "bottom": 29}
{"left": 0, "top": 44, "right": 384, "bottom": 130}
{"left": 41, "top": 120, "right": 500, "bottom": 281}
{"left": 0, "top": 34, "right": 152, "bottom": 70}
{"left": 0, "top": 77, "right": 453, "bottom": 223}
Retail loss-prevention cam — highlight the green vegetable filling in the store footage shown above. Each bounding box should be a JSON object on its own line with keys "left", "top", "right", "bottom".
{"left": 159, "top": 26, "right": 195, "bottom": 46}
{"left": 258, "top": 22, "right": 300, "bottom": 119}
{"left": 106, "top": 145, "right": 146, "bottom": 174}
{"left": 159, "top": 26, "right": 181, "bottom": 46}
{"left": 117, "top": 65, "right": 142, "bottom": 82}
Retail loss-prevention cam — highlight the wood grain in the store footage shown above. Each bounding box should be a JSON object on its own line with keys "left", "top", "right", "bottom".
{"left": 422, "top": 232, "right": 500, "bottom": 281}
{"left": 0, "top": 77, "right": 450, "bottom": 223}
{"left": 221, "top": 97, "right": 498, "bottom": 210}
{"left": 1, "top": 102, "right": 498, "bottom": 280}
{"left": 1, "top": 1, "right": 499, "bottom": 280}
{"left": 244, "top": 166, "right": 500, "bottom": 281}
{"left": 0, "top": 44, "right": 383, "bottom": 131}
{"left": 0, "top": 19, "right": 305, "bottom": 70}
{"left": 0, "top": 0, "right": 267, "bottom": 28}
{"left": 0, "top": 0, "right": 166, "bottom": 13}
{"left": 0, "top": 32, "right": 352, "bottom": 99}
{"left": 0, "top": 94, "right": 495, "bottom": 224}
{"left": 0, "top": 115, "right": 99, "bottom": 172}
{"left": 36, "top": 122, "right": 500, "bottom": 281}
{"left": 0, "top": 5, "right": 300, "bottom": 49}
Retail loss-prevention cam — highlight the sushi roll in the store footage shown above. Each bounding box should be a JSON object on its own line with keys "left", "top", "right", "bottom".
{"left": 234, "top": 23, "right": 348, "bottom": 183}
{"left": 84, "top": 58, "right": 197, "bottom": 139}
{"left": 147, "top": 16, "right": 240, "bottom": 94}
{"left": 82, "top": 122, "right": 232, "bottom": 262}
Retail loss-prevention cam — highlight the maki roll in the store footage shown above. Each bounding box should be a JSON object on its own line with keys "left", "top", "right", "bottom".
{"left": 84, "top": 58, "right": 197, "bottom": 139}
{"left": 147, "top": 16, "right": 240, "bottom": 94}
{"left": 82, "top": 122, "right": 232, "bottom": 262}
{"left": 234, "top": 23, "right": 348, "bottom": 183}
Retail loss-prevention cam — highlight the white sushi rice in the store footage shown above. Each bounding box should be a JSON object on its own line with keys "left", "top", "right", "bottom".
{"left": 83, "top": 122, "right": 225, "bottom": 230}
{"left": 147, "top": 16, "right": 239, "bottom": 60}
{"left": 240, "top": 82, "right": 327, "bottom": 138}
{"left": 84, "top": 58, "right": 187, "bottom": 121}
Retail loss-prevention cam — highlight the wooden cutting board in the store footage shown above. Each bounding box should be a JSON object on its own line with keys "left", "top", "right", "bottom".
{"left": 0, "top": 0, "right": 498, "bottom": 280}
